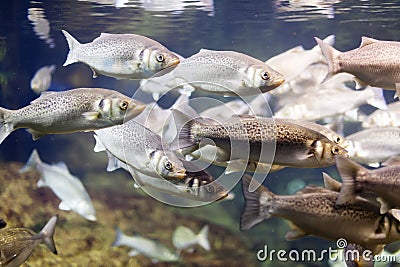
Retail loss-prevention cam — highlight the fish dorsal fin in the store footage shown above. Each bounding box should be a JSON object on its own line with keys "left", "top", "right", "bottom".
{"left": 295, "top": 185, "right": 328, "bottom": 195}
{"left": 359, "top": 36, "right": 380, "bottom": 48}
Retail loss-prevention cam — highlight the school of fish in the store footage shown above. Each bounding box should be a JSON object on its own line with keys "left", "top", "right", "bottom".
{"left": 2, "top": 29, "right": 400, "bottom": 266}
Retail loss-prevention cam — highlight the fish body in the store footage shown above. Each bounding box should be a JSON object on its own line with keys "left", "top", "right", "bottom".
{"left": 173, "top": 111, "right": 347, "bottom": 168}
{"left": 274, "top": 86, "right": 387, "bottom": 121}
{"left": 315, "top": 36, "right": 400, "bottom": 92}
{"left": 240, "top": 175, "right": 400, "bottom": 254}
{"left": 335, "top": 156, "right": 400, "bottom": 215}
{"left": 0, "top": 216, "right": 58, "bottom": 267}
{"left": 62, "top": 30, "right": 180, "bottom": 79}
{"left": 19, "top": 150, "right": 96, "bottom": 221}
{"left": 0, "top": 87, "right": 144, "bottom": 144}
{"left": 172, "top": 225, "right": 210, "bottom": 253}
{"left": 113, "top": 228, "right": 180, "bottom": 262}
{"left": 94, "top": 119, "right": 186, "bottom": 180}
{"left": 362, "top": 101, "right": 400, "bottom": 128}
{"left": 30, "top": 65, "right": 56, "bottom": 94}
{"left": 346, "top": 127, "right": 400, "bottom": 167}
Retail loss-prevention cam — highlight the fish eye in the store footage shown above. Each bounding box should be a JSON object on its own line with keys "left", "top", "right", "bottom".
{"left": 335, "top": 137, "right": 341, "bottom": 144}
{"left": 156, "top": 54, "right": 165, "bottom": 63}
{"left": 261, "top": 71, "right": 270, "bottom": 80}
{"left": 164, "top": 161, "right": 173, "bottom": 171}
{"left": 119, "top": 100, "right": 129, "bottom": 110}
{"left": 332, "top": 146, "right": 341, "bottom": 154}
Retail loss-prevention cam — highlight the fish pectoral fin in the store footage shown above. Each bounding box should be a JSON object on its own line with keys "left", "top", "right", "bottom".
{"left": 82, "top": 111, "right": 100, "bottom": 121}
{"left": 27, "top": 129, "right": 46, "bottom": 140}
{"left": 377, "top": 197, "right": 391, "bottom": 214}
{"left": 106, "top": 152, "right": 126, "bottom": 172}
{"left": 225, "top": 159, "right": 248, "bottom": 174}
{"left": 284, "top": 223, "right": 307, "bottom": 240}
{"left": 58, "top": 201, "right": 71, "bottom": 211}
{"left": 390, "top": 209, "right": 400, "bottom": 222}
{"left": 128, "top": 249, "right": 140, "bottom": 257}
{"left": 90, "top": 67, "right": 99, "bottom": 78}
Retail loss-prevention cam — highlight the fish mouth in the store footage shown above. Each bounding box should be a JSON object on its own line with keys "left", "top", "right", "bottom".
{"left": 125, "top": 102, "right": 146, "bottom": 120}
{"left": 166, "top": 57, "right": 180, "bottom": 68}
{"left": 273, "top": 76, "right": 285, "bottom": 87}
{"left": 173, "top": 169, "right": 187, "bottom": 179}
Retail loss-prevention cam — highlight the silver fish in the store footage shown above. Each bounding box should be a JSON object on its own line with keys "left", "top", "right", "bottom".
{"left": 335, "top": 156, "right": 400, "bottom": 217}
{"left": 0, "top": 215, "right": 57, "bottom": 267}
{"left": 0, "top": 87, "right": 145, "bottom": 144}
{"left": 173, "top": 110, "right": 347, "bottom": 169}
{"left": 30, "top": 64, "right": 56, "bottom": 94}
{"left": 27, "top": 7, "right": 55, "bottom": 48}
{"left": 142, "top": 49, "right": 284, "bottom": 97}
{"left": 361, "top": 101, "right": 400, "bottom": 128}
{"left": 94, "top": 119, "right": 186, "bottom": 180}
{"left": 62, "top": 30, "right": 180, "bottom": 79}
{"left": 172, "top": 225, "right": 210, "bottom": 254}
{"left": 112, "top": 228, "right": 180, "bottom": 262}
{"left": 240, "top": 174, "right": 400, "bottom": 255}
{"left": 346, "top": 127, "right": 400, "bottom": 167}
{"left": 274, "top": 86, "right": 387, "bottom": 121}
{"left": 315, "top": 36, "right": 400, "bottom": 93}
{"left": 19, "top": 150, "right": 97, "bottom": 221}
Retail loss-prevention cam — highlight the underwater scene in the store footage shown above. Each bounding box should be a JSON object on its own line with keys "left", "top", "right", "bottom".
{"left": 1, "top": 0, "right": 400, "bottom": 266}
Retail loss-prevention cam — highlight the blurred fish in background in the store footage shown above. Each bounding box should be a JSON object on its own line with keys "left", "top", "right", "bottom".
{"left": 27, "top": 5, "right": 55, "bottom": 48}
{"left": 30, "top": 64, "right": 56, "bottom": 94}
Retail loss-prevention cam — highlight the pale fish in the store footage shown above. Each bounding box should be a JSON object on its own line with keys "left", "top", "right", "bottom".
{"left": 62, "top": 30, "right": 180, "bottom": 79}
{"left": 266, "top": 35, "right": 334, "bottom": 83}
{"left": 361, "top": 101, "right": 400, "bottom": 128}
{"left": 93, "top": 119, "right": 186, "bottom": 180}
{"left": 141, "top": 49, "right": 284, "bottom": 97}
{"left": 274, "top": 86, "right": 387, "bottom": 121}
{"left": 315, "top": 36, "right": 400, "bottom": 93}
{"left": 334, "top": 156, "right": 400, "bottom": 218}
{"left": 0, "top": 87, "right": 145, "bottom": 144}
{"left": 112, "top": 228, "right": 180, "bottom": 263}
{"left": 240, "top": 174, "right": 400, "bottom": 255}
{"left": 30, "top": 65, "right": 56, "bottom": 94}
{"left": 139, "top": 0, "right": 214, "bottom": 16}
{"left": 27, "top": 7, "right": 55, "bottom": 48}
{"left": 172, "top": 110, "right": 347, "bottom": 170}
{"left": 19, "top": 150, "right": 96, "bottom": 221}
{"left": 345, "top": 127, "right": 400, "bottom": 167}
{"left": 0, "top": 215, "right": 58, "bottom": 267}
{"left": 172, "top": 225, "right": 210, "bottom": 254}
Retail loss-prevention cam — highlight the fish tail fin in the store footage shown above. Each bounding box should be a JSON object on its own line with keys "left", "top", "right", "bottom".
{"left": 366, "top": 87, "right": 388, "bottom": 110}
{"left": 112, "top": 227, "right": 127, "bottom": 247}
{"left": 19, "top": 149, "right": 42, "bottom": 173}
{"left": 197, "top": 225, "right": 210, "bottom": 251}
{"left": 62, "top": 30, "right": 80, "bottom": 66}
{"left": 240, "top": 174, "right": 274, "bottom": 231}
{"left": 0, "top": 107, "right": 14, "bottom": 144}
{"left": 314, "top": 37, "right": 341, "bottom": 83}
{"left": 169, "top": 109, "right": 199, "bottom": 151}
{"left": 39, "top": 215, "right": 58, "bottom": 255}
{"left": 335, "top": 156, "right": 368, "bottom": 205}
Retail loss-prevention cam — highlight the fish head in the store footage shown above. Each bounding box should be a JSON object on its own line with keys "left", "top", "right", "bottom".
{"left": 310, "top": 138, "right": 348, "bottom": 166}
{"left": 146, "top": 48, "right": 180, "bottom": 74}
{"left": 75, "top": 200, "right": 96, "bottom": 221}
{"left": 149, "top": 150, "right": 187, "bottom": 179}
{"left": 325, "top": 132, "right": 350, "bottom": 149}
{"left": 95, "top": 95, "right": 145, "bottom": 123}
{"left": 245, "top": 64, "right": 285, "bottom": 93}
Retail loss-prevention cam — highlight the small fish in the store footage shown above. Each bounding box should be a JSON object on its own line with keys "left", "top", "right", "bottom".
{"left": 112, "top": 228, "right": 180, "bottom": 263}
{"left": 240, "top": 174, "right": 400, "bottom": 255}
{"left": 142, "top": 49, "right": 285, "bottom": 97}
{"left": 62, "top": 30, "right": 180, "bottom": 79}
{"left": 94, "top": 119, "right": 186, "bottom": 180}
{"left": 19, "top": 150, "right": 97, "bottom": 221}
{"left": 0, "top": 87, "right": 145, "bottom": 144}
{"left": 30, "top": 65, "right": 56, "bottom": 94}
{"left": 361, "top": 101, "right": 400, "bottom": 128}
{"left": 172, "top": 110, "right": 347, "bottom": 169}
{"left": 274, "top": 86, "right": 387, "bottom": 121}
{"left": 172, "top": 225, "right": 210, "bottom": 254}
{"left": 315, "top": 36, "right": 400, "bottom": 93}
{"left": 335, "top": 156, "right": 400, "bottom": 217}
{"left": 266, "top": 35, "right": 334, "bottom": 83}
{"left": 0, "top": 215, "right": 58, "bottom": 267}
{"left": 345, "top": 127, "right": 400, "bottom": 167}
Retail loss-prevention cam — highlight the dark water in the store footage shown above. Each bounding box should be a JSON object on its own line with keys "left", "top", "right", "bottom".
{"left": 1, "top": 0, "right": 400, "bottom": 266}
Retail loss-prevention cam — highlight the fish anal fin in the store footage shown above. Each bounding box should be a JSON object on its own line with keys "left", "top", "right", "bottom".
{"left": 285, "top": 222, "right": 307, "bottom": 240}
{"left": 377, "top": 197, "right": 391, "bottom": 214}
